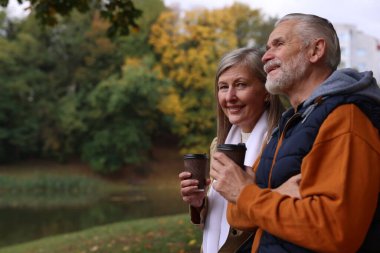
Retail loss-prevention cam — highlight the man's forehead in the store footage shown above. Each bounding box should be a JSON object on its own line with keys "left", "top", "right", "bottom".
{"left": 267, "top": 21, "right": 297, "bottom": 44}
{"left": 270, "top": 21, "right": 294, "bottom": 37}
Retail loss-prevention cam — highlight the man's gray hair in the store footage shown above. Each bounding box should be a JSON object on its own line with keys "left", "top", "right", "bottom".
{"left": 276, "top": 13, "right": 341, "bottom": 70}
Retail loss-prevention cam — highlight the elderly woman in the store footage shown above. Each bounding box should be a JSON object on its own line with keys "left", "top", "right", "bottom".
{"left": 179, "top": 47, "right": 284, "bottom": 253}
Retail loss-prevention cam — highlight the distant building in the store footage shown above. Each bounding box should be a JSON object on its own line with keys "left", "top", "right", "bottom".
{"left": 335, "top": 24, "right": 380, "bottom": 84}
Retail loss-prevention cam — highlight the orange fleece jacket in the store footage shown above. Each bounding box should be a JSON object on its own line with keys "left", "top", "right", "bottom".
{"left": 227, "top": 104, "right": 380, "bottom": 253}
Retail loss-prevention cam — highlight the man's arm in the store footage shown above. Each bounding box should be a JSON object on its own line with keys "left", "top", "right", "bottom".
{"left": 226, "top": 174, "right": 302, "bottom": 231}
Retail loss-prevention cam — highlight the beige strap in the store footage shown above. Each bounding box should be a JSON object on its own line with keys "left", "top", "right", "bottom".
{"left": 218, "top": 229, "right": 256, "bottom": 253}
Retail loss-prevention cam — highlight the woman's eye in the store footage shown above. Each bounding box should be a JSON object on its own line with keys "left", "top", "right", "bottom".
{"left": 236, "top": 83, "right": 247, "bottom": 88}
{"left": 218, "top": 85, "right": 228, "bottom": 91}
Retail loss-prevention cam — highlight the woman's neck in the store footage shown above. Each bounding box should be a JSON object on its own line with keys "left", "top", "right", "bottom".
{"left": 241, "top": 131, "right": 251, "bottom": 143}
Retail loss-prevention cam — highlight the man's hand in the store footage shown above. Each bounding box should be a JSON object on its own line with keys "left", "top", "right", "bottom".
{"left": 179, "top": 171, "right": 210, "bottom": 208}
{"left": 210, "top": 152, "right": 255, "bottom": 204}
{"left": 272, "top": 174, "right": 302, "bottom": 199}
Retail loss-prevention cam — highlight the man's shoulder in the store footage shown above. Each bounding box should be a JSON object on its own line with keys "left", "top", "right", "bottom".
{"left": 319, "top": 104, "right": 379, "bottom": 147}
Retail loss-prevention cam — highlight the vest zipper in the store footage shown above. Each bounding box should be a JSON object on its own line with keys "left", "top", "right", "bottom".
{"left": 267, "top": 112, "right": 302, "bottom": 188}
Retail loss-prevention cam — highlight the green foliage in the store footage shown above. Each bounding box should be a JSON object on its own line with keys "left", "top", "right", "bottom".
{"left": 0, "top": 86, "right": 40, "bottom": 162}
{"left": 1, "top": 0, "right": 142, "bottom": 36}
{"left": 0, "top": 11, "right": 124, "bottom": 162}
{"left": 0, "top": 16, "right": 45, "bottom": 162}
{"left": 116, "top": 0, "right": 165, "bottom": 57}
{"left": 81, "top": 57, "right": 172, "bottom": 173}
{"left": 81, "top": 123, "right": 150, "bottom": 173}
{"left": 99, "top": 0, "right": 142, "bottom": 37}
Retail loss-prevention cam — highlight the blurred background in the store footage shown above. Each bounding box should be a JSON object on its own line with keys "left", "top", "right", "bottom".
{"left": 0, "top": 0, "right": 379, "bottom": 252}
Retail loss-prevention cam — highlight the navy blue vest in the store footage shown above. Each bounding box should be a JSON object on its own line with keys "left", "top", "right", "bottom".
{"left": 255, "top": 95, "right": 380, "bottom": 253}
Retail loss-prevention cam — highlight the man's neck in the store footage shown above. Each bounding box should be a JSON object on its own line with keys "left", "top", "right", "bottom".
{"left": 288, "top": 68, "right": 333, "bottom": 108}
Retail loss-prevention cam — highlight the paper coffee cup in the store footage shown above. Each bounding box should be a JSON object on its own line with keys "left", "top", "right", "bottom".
{"left": 183, "top": 154, "right": 208, "bottom": 191}
{"left": 216, "top": 143, "right": 246, "bottom": 169}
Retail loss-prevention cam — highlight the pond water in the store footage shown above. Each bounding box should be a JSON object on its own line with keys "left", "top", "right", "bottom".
{"left": 0, "top": 187, "right": 187, "bottom": 248}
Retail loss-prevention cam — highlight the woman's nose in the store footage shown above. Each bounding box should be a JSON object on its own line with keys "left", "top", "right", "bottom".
{"left": 226, "top": 87, "right": 237, "bottom": 101}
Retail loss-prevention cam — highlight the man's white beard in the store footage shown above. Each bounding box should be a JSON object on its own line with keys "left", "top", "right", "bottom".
{"left": 265, "top": 52, "right": 309, "bottom": 95}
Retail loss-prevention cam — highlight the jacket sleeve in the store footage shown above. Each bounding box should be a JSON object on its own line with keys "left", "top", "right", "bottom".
{"left": 232, "top": 105, "right": 380, "bottom": 252}
{"left": 227, "top": 202, "right": 259, "bottom": 231}
{"left": 190, "top": 198, "right": 208, "bottom": 226}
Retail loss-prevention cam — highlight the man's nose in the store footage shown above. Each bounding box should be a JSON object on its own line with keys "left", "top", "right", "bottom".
{"left": 262, "top": 50, "right": 273, "bottom": 65}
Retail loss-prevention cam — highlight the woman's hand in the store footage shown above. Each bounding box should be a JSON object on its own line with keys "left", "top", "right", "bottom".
{"left": 179, "top": 172, "right": 210, "bottom": 208}
{"left": 272, "top": 174, "right": 302, "bottom": 199}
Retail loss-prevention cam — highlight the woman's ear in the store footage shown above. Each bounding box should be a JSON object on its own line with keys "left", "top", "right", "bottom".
{"left": 309, "top": 38, "right": 326, "bottom": 63}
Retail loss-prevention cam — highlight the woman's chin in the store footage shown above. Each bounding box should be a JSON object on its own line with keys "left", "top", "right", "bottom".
{"left": 228, "top": 118, "right": 243, "bottom": 127}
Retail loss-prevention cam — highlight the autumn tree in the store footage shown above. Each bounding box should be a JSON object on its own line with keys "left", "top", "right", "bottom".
{"left": 150, "top": 8, "right": 237, "bottom": 153}
{"left": 149, "top": 4, "right": 276, "bottom": 153}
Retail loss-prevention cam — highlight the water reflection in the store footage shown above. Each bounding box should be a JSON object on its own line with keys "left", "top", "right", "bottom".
{"left": 0, "top": 187, "right": 187, "bottom": 248}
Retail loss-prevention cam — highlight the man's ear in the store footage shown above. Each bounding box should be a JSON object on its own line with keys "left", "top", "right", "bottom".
{"left": 309, "top": 38, "right": 326, "bottom": 63}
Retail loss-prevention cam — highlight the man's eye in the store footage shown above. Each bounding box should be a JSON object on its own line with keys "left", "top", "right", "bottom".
{"left": 275, "top": 41, "right": 284, "bottom": 47}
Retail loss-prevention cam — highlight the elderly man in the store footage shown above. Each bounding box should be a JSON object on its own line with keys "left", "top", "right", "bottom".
{"left": 211, "top": 13, "right": 380, "bottom": 253}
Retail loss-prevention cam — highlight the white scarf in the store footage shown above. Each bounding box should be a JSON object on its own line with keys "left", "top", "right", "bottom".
{"left": 202, "top": 111, "right": 268, "bottom": 253}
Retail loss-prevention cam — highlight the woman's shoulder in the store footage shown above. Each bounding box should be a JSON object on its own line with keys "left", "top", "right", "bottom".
{"left": 210, "top": 137, "right": 218, "bottom": 154}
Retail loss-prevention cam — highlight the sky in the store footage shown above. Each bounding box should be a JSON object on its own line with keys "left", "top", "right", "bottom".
{"left": 164, "top": 0, "right": 380, "bottom": 40}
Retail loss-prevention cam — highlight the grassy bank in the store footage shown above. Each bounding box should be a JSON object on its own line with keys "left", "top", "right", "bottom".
{"left": 0, "top": 168, "right": 130, "bottom": 208}
{"left": 0, "top": 213, "right": 202, "bottom": 253}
